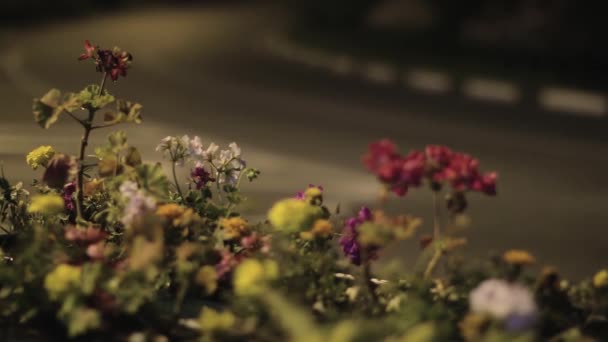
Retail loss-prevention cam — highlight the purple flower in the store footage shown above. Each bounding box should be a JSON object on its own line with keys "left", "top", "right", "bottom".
{"left": 191, "top": 163, "right": 215, "bottom": 190}
{"left": 62, "top": 181, "right": 77, "bottom": 213}
{"left": 339, "top": 207, "right": 376, "bottom": 265}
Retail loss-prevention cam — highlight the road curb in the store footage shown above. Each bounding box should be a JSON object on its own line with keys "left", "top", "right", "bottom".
{"left": 264, "top": 35, "right": 607, "bottom": 119}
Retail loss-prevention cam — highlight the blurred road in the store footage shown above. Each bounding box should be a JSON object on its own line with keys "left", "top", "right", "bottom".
{"left": 1, "top": 3, "right": 607, "bottom": 278}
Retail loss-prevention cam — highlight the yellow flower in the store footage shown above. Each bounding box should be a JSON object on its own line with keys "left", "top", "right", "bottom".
{"left": 300, "top": 219, "right": 333, "bottom": 240}
{"left": 84, "top": 178, "right": 104, "bottom": 196}
{"left": 233, "top": 259, "right": 278, "bottom": 296}
{"left": 198, "top": 307, "right": 235, "bottom": 332}
{"left": 196, "top": 266, "right": 218, "bottom": 295}
{"left": 44, "top": 264, "right": 81, "bottom": 300}
{"left": 156, "top": 203, "right": 197, "bottom": 226}
{"left": 593, "top": 269, "right": 608, "bottom": 288}
{"left": 503, "top": 249, "right": 535, "bottom": 266}
{"left": 28, "top": 193, "right": 64, "bottom": 215}
{"left": 219, "top": 217, "right": 249, "bottom": 240}
{"left": 304, "top": 186, "right": 323, "bottom": 205}
{"left": 26, "top": 145, "right": 55, "bottom": 170}
{"left": 268, "top": 198, "right": 323, "bottom": 232}
{"left": 459, "top": 313, "right": 489, "bottom": 342}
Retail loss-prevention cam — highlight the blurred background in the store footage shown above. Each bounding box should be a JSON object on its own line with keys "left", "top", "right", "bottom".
{"left": 1, "top": 0, "right": 606, "bottom": 278}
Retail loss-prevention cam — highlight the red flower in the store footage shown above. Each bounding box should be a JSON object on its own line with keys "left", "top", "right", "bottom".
{"left": 78, "top": 40, "right": 133, "bottom": 81}
{"left": 472, "top": 171, "right": 498, "bottom": 196}
{"left": 78, "top": 40, "right": 97, "bottom": 61}
{"left": 425, "top": 145, "right": 453, "bottom": 168}
{"left": 362, "top": 139, "right": 399, "bottom": 174}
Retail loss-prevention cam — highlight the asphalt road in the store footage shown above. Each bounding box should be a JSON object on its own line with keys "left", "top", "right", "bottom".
{"left": 1, "top": 3, "right": 607, "bottom": 278}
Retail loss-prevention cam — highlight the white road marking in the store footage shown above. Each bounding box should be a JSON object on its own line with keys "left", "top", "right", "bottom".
{"left": 463, "top": 78, "right": 520, "bottom": 103}
{"left": 539, "top": 88, "right": 606, "bottom": 117}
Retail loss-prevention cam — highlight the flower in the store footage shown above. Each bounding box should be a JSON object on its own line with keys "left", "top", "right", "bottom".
{"left": 79, "top": 41, "right": 133, "bottom": 81}
{"left": 120, "top": 181, "right": 156, "bottom": 228}
{"left": 26, "top": 145, "right": 55, "bottom": 170}
{"left": 593, "top": 269, "right": 608, "bottom": 288}
{"left": 196, "top": 266, "right": 218, "bottom": 295}
{"left": 295, "top": 184, "right": 324, "bottom": 205}
{"left": 64, "top": 226, "right": 107, "bottom": 243}
{"left": 155, "top": 203, "right": 197, "bottom": 226}
{"left": 198, "top": 307, "right": 235, "bottom": 332}
{"left": 28, "top": 193, "right": 65, "bottom": 215}
{"left": 469, "top": 279, "right": 537, "bottom": 331}
{"left": 339, "top": 207, "right": 376, "bottom": 265}
{"left": 78, "top": 40, "right": 97, "bottom": 61}
{"left": 233, "top": 259, "right": 278, "bottom": 296}
{"left": 300, "top": 219, "right": 334, "bottom": 240}
{"left": 62, "top": 181, "right": 77, "bottom": 213}
{"left": 42, "top": 154, "right": 76, "bottom": 189}
{"left": 425, "top": 145, "right": 453, "bottom": 168}
{"left": 155, "top": 135, "right": 190, "bottom": 165}
{"left": 503, "top": 250, "right": 535, "bottom": 266}
{"left": 202, "top": 143, "right": 219, "bottom": 162}
{"left": 219, "top": 217, "right": 249, "bottom": 240}
{"left": 44, "top": 264, "right": 82, "bottom": 300}
{"left": 267, "top": 198, "right": 324, "bottom": 232}
{"left": 362, "top": 139, "right": 399, "bottom": 175}
{"left": 191, "top": 163, "right": 215, "bottom": 189}
{"left": 216, "top": 250, "right": 241, "bottom": 279}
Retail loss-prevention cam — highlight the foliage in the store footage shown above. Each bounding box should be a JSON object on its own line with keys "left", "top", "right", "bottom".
{"left": 1, "top": 41, "right": 607, "bottom": 342}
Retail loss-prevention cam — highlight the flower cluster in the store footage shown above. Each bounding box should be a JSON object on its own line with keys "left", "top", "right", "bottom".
{"left": 469, "top": 279, "right": 538, "bottom": 331}
{"left": 78, "top": 40, "right": 132, "bottom": 81}
{"left": 156, "top": 135, "right": 247, "bottom": 187}
{"left": 26, "top": 145, "right": 55, "bottom": 170}
{"left": 119, "top": 180, "right": 156, "bottom": 228}
{"left": 362, "top": 140, "right": 497, "bottom": 198}
{"left": 339, "top": 207, "right": 375, "bottom": 265}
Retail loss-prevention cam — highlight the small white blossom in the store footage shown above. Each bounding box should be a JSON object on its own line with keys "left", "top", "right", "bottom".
{"left": 202, "top": 143, "right": 219, "bottom": 162}
{"left": 120, "top": 181, "right": 156, "bottom": 228}
{"left": 469, "top": 279, "right": 537, "bottom": 323}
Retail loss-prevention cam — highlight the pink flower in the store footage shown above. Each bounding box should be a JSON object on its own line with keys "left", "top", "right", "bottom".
{"left": 472, "top": 172, "right": 498, "bottom": 196}
{"left": 78, "top": 40, "right": 132, "bottom": 81}
{"left": 425, "top": 145, "right": 453, "bottom": 168}
{"left": 362, "top": 139, "right": 400, "bottom": 174}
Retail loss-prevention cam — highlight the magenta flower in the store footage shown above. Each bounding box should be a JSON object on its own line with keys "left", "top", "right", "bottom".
{"left": 191, "top": 163, "right": 215, "bottom": 190}
{"left": 62, "top": 181, "right": 77, "bottom": 213}
{"left": 362, "top": 139, "right": 400, "bottom": 175}
{"left": 78, "top": 40, "right": 133, "bottom": 81}
{"left": 339, "top": 207, "right": 377, "bottom": 265}
{"left": 362, "top": 140, "right": 498, "bottom": 197}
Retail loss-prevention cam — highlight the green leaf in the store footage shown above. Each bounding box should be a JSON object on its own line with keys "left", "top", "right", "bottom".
{"left": 108, "top": 131, "right": 128, "bottom": 151}
{"left": 125, "top": 146, "right": 142, "bottom": 167}
{"left": 116, "top": 99, "right": 143, "bottom": 124}
{"left": 77, "top": 85, "right": 114, "bottom": 109}
{"left": 135, "top": 163, "right": 169, "bottom": 199}
{"left": 32, "top": 89, "right": 63, "bottom": 129}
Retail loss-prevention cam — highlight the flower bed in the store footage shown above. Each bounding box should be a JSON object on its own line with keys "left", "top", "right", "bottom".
{"left": 0, "top": 41, "right": 606, "bottom": 341}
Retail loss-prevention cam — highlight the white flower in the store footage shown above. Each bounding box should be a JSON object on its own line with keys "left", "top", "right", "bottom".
{"left": 228, "top": 142, "right": 241, "bottom": 158}
{"left": 155, "top": 136, "right": 172, "bottom": 152}
{"left": 469, "top": 279, "right": 537, "bottom": 320}
{"left": 188, "top": 136, "right": 204, "bottom": 158}
{"left": 202, "top": 143, "right": 219, "bottom": 162}
{"left": 120, "top": 181, "right": 156, "bottom": 228}
{"left": 218, "top": 149, "right": 233, "bottom": 166}
{"left": 119, "top": 180, "right": 139, "bottom": 198}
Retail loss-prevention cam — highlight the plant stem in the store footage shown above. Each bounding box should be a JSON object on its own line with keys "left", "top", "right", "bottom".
{"left": 433, "top": 190, "right": 441, "bottom": 240}
{"left": 424, "top": 247, "right": 444, "bottom": 279}
{"left": 75, "top": 72, "right": 108, "bottom": 224}
{"left": 171, "top": 161, "right": 184, "bottom": 200}
{"left": 361, "top": 248, "right": 378, "bottom": 306}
